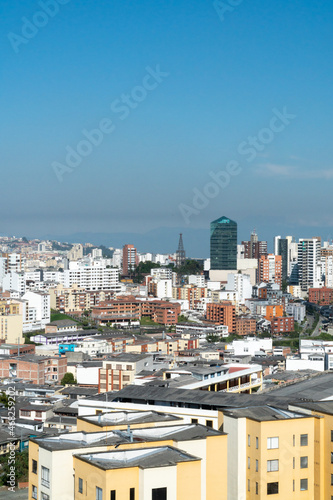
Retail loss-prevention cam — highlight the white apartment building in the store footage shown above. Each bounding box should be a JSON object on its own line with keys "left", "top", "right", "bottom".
{"left": 228, "top": 337, "right": 273, "bottom": 356}
{"left": 297, "top": 238, "right": 322, "bottom": 291}
{"left": 2, "top": 272, "right": 26, "bottom": 294}
{"left": 285, "top": 303, "right": 306, "bottom": 323}
{"left": 188, "top": 274, "right": 206, "bottom": 287}
{"left": 226, "top": 272, "right": 253, "bottom": 304}
{"left": 21, "top": 291, "right": 50, "bottom": 332}
{"left": 63, "top": 261, "right": 120, "bottom": 292}
{"left": 151, "top": 267, "right": 173, "bottom": 280}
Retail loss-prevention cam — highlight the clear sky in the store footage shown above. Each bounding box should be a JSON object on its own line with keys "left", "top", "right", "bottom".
{"left": 1, "top": 0, "right": 333, "bottom": 252}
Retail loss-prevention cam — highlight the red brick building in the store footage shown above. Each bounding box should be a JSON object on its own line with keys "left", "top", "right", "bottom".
{"left": 309, "top": 287, "right": 333, "bottom": 305}
{"left": 206, "top": 302, "right": 236, "bottom": 333}
{"left": 235, "top": 317, "right": 256, "bottom": 336}
{"left": 91, "top": 296, "right": 181, "bottom": 326}
{"left": 0, "top": 355, "right": 67, "bottom": 384}
{"left": 271, "top": 316, "right": 294, "bottom": 334}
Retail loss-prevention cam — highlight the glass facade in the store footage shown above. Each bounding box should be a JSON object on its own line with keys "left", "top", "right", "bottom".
{"left": 210, "top": 216, "right": 237, "bottom": 270}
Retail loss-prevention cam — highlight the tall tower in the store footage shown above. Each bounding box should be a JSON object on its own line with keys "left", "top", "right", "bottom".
{"left": 176, "top": 233, "right": 186, "bottom": 267}
{"left": 210, "top": 216, "right": 237, "bottom": 270}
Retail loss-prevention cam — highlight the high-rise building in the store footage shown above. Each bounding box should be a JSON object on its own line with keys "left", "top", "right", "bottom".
{"left": 258, "top": 254, "right": 282, "bottom": 288}
{"left": 297, "top": 238, "right": 322, "bottom": 292}
{"left": 122, "top": 244, "right": 138, "bottom": 276}
{"left": 277, "top": 238, "right": 288, "bottom": 282}
{"left": 210, "top": 216, "right": 237, "bottom": 270}
{"left": 242, "top": 230, "right": 267, "bottom": 259}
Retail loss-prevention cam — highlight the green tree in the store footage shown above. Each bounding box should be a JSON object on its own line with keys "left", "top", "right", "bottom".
{"left": 61, "top": 372, "right": 77, "bottom": 385}
{"left": 0, "top": 391, "right": 9, "bottom": 408}
{"left": 0, "top": 449, "right": 29, "bottom": 486}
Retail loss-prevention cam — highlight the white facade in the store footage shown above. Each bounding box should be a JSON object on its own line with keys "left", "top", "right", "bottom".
{"left": 2, "top": 272, "right": 26, "bottom": 294}
{"left": 152, "top": 278, "right": 173, "bottom": 299}
{"left": 21, "top": 291, "right": 50, "bottom": 331}
{"left": 226, "top": 273, "right": 253, "bottom": 304}
{"left": 297, "top": 238, "right": 322, "bottom": 291}
{"left": 285, "top": 303, "right": 306, "bottom": 323}
{"left": 229, "top": 337, "right": 272, "bottom": 356}
{"left": 188, "top": 274, "right": 206, "bottom": 287}
{"left": 286, "top": 355, "right": 325, "bottom": 372}
{"left": 63, "top": 264, "right": 120, "bottom": 291}
{"left": 151, "top": 268, "right": 173, "bottom": 280}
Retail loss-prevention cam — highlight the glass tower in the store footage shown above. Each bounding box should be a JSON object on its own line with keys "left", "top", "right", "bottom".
{"left": 210, "top": 216, "right": 237, "bottom": 270}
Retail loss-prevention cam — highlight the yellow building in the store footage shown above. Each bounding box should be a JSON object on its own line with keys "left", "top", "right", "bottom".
{"left": 77, "top": 410, "right": 181, "bottom": 433}
{"left": 222, "top": 405, "right": 323, "bottom": 499}
{"left": 29, "top": 422, "right": 228, "bottom": 500}
{"left": 289, "top": 401, "right": 333, "bottom": 499}
{"left": 0, "top": 299, "right": 23, "bottom": 344}
{"left": 74, "top": 446, "right": 202, "bottom": 500}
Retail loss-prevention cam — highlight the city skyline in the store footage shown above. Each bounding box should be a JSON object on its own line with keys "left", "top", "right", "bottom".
{"left": 2, "top": 0, "right": 333, "bottom": 242}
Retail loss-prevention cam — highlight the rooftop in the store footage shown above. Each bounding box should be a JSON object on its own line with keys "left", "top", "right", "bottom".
{"left": 75, "top": 446, "right": 200, "bottom": 470}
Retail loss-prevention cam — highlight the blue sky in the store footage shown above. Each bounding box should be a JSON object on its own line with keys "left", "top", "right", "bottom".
{"left": 1, "top": 0, "right": 333, "bottom": 253}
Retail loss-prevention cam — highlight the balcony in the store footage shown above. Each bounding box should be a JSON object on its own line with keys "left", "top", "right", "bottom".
{"left": 220, "top": 377, "right": 262, "bottom": 393}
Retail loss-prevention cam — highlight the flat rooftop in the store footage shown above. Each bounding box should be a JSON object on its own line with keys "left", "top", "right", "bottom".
{"left": 223, "top": 405, "right": 314, "bottom": 422}
{"left": 75, "top": 446, "right": 200, "bottom": 470}
{"left": 78, "top": 410, "right": 181, "bottom": 426}
{"left": 31, "top": 423, "right": 223, "bottom": 451}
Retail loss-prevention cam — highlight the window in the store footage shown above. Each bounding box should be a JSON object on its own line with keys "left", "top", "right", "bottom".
{"left": 267, "top": 460, "right": 279, "bottom": 472}
{"left": 256, "top": 437, "right": 259, "bottom": 449}
{"left": 248, "top": 434, "right": 251, "bottom": 446}
{"left": 267, "top": 482, "right": 279, "bottom": 495}
{"left": 110, "top": 491, "right": 116, "bottom": 500}
{"left": 41, "top": 466, "right": 50, "bottom": 488}
{"left": 300, "top": 434, "right": 308, "bottom": 446}
{"left": 130, "top": 488, "right": 135, "bottom": 500}
{"left": 331, "top": 474, "right": 333, "bottom": 486}
{"left": 293, "top": 480, "right": 295, "bottom": 492}
{"left": 206, "top": 420, "right": 213, "bottom": 428}
{"left": 41, "top": 494, "right": 50, "bottom": 500}
{"left": 191, "top": 418, "right": 198, "bottom": 424}
{"left": 300, "top": 479, "right": 308, "bottom": 491}
{"left": 96, "top": 487, "right": 103, "bottom": 500}
{"left": 32, "top": 459, "right": 37, "bottom": 474}
{"left": 256, "top": 460, "right": 258, "bottom": 472}
{"left": 248, "top": 479, "right": 250, "bottom": 491}
{"left": 78, "top": 478, "right": 83, "bottom": 494}
{"left": 248, "top": 457, "right": 250, "bottom": 469}
{"left": 256, "top": 482, "right": 258, "bottom": 495}
{"left": 267, "top": 437, "right": 279, "bottom": 449}
{"left": 331, "top": 430, "right": 333, "bottom": 442}
{"left": 152, "top": 488, "right": 167, "bottom": 500}
{"left": 32, "top": 485, "right": 37, "bottom": 499}
{"left": 300, "top": 456, "right": 308, "bottom": 469}
{"left": 293, "top": 457, "right": 295, "bottom": 469}
{"left": 293, "top": 434, "right": 295, "bottom": 446}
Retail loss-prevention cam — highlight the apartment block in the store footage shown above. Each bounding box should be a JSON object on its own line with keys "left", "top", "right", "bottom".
{"left": 271, "top": 316, "right": 295, "bottom": 334}
{"left": 223, "top": 405, "right": 321, "bottom": 499}
{"left": 206, "top": 302, "right": 236, "bottom": 332}
{"left": 0, "top": 354, "right": 67, "bottom": 384}
{"left": 309, "top": 286, "right": 333, "bottom": 305}
{"left": 258, "top": 254, "right": 282, "bottom": 288}
{"left": 235, "top": 317, "right": 257, "bottom": 336}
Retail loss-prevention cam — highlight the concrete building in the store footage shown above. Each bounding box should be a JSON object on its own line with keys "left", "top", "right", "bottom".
{"left": 223, "top": 405, "right": 321, "bottom": 500}
{"left": 122, "top": 244, "right": 138, "bottom": 275}
{"left": 206, "top": 302, "right": 236, "bottom": 332}
{"left": 258, "top": 254, "right": 282, "bottom": 288}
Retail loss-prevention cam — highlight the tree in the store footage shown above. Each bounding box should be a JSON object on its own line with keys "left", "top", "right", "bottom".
{"left": 61, "top": 372, "right": 77, "bottom": 385}
{"left": 0, "top": 449, "right": 29, "bottom": 486}
{"left": 0, "top": 391, "right": 9, "bottom": 408}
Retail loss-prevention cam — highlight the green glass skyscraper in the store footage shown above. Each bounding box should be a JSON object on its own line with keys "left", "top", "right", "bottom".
{"left": 210, "top": 216, "right": 237, "bottom": 270}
